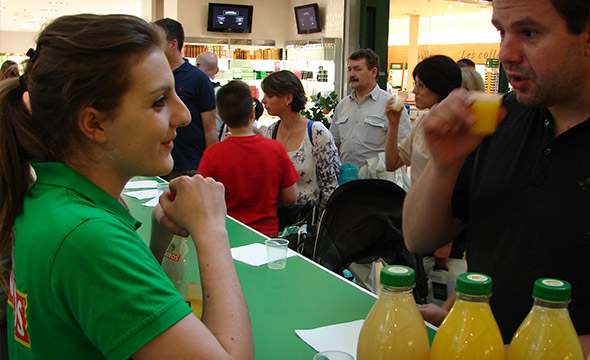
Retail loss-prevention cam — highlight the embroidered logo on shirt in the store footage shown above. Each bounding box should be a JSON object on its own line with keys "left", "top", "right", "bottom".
{"left": 8, "top": 258, "right": 31, "bottom": 348}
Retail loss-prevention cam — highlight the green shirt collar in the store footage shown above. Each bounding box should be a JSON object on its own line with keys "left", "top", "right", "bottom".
{"left": 30, "top": 162, "right": 141, "bottom": 231}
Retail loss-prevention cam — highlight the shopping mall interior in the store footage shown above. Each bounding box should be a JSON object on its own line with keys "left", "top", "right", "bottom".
{"left": 0, "top": 0, "right": 500, "bottom": 118}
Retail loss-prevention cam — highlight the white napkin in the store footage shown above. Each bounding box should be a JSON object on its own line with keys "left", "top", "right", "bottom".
{"left": 230, "top": 243, "right": 298, "bottom": 267}
{"left": 124, "top": 180, "right": 159, "bottom": 189}
{"left": 141, "top": 197, "right": 159, "bottom": 207}
{"left": 123, "top": 189, "right": 159, "bottom": 200}
{"left": 295, "top": 320, "right": 364, "bottom": 359}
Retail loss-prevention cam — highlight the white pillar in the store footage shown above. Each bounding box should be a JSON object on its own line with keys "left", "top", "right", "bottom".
{"left": 407, "top": 14, "right": 419, "bottom": 91}
{"left": 163, "top": 0, "right": 178, "bottom": 20}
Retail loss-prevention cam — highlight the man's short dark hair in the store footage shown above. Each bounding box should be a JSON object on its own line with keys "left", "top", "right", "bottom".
{"left": 457, "top": 58, "right": 476, "bottom": 68}
{"left": 253, "top": 98, "right": 263, "bottom": 120}
{"left": 413, "top": 55, "right": 462, "bottom": 100}
{"left": 550, "top": 0, "right": 590, "bottom": 34}
{"left": 154, "top": 18, "right": 184, "bottom": 51}
{"left": 216, "top": 80, "right": 253, "bottom": 128}
{"left": 348, "top": 48, "right": 380, "bottom": 74}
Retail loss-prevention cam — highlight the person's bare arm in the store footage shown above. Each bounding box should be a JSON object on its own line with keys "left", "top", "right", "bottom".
{"left": 403, "top": 89, "right": 489, "bottom": 254}
{"left": 201, "top": 109, "right": 219, "bottom": 148}
{"left": 384, "top": 97, "right": 405, "bottom": 171}
{"left": 136, "top": 175, "right": 253, "bottom": 360}
{"left": 278, "top": 184, "right": 297, "bottom": 204}
{"left": 580, "top": 335, "right": 590, "bottom": 359}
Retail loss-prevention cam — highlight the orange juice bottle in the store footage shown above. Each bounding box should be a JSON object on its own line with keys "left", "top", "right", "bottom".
{"left": 430, "top": 272, "right": 505, "bottom": 360}
{"left": 507, "top": 278, "right": 583, "bottom": 360}
{"left": 357, "top": 265, "right": 429, "bottom": 360}
{"left": 161, "top": 235, "right": 203, "bottom": 318}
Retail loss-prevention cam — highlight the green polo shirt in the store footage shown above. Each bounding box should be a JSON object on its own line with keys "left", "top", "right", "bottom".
{"left": 7, "top": 162, "right": 191, "bottom": 359}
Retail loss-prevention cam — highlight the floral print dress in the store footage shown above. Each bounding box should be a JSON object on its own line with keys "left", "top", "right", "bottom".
{"left": 265, "top": 120, "right": 340, "bottom": 208}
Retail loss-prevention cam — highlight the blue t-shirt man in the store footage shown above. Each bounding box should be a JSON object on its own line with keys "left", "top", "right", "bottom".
{"left": 172, "top": 59, "right": 216, "bottom": 171}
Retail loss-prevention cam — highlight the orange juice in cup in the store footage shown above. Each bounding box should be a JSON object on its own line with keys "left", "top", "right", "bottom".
{"left": 469, "top": 92, "right": 502, "bottom": 135}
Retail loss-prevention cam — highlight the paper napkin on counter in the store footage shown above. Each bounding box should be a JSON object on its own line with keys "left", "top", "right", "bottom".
{"left": 123, "top": 189, "right": 159, "bottom": 200}
{"left": 230, "top": 243, "right": 298, "bottom": 267}
{"left": 124, "top": 180, "right": 159, "bottom": 189}
{"left": 295, "top": 320, "right": 364, "bottom": 359}
{"left": 141, "top": 197, "right": 159, "bottom": 207}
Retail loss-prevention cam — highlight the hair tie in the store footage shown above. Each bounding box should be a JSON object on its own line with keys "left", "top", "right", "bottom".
{"left": 26, "top": 48, "right": 38, "bottom": 63}
{"left": 18, "top": 75, "right": 27, "bottom": 92}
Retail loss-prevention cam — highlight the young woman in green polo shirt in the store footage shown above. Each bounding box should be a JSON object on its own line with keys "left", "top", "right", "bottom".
{"left": 0, "top": 14, "right": 253, "bottom": 359}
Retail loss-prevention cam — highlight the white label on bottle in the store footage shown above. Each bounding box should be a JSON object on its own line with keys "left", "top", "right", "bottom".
{"left": 542, "top": 279, "right": 564, "bottom": 287}
{"left": 388, "top": 266, "right": 409, "bottom": 274}
{"left": 466, "top": 274, "right": 489, "bottom": 282}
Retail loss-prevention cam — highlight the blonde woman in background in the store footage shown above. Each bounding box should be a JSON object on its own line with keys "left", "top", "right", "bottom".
{"left": 461, "top": 66, "right": 486, "bottom": 92}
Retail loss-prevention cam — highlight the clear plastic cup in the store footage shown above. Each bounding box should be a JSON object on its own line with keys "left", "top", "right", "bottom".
{"left": 265, "top": 238, "right": 289, "bottom": 270}
{"left": 313, "top": 350, "right": 354, "bottom": 360}
{"left": 469, "top": 92, "right": 502, "bottom": 135}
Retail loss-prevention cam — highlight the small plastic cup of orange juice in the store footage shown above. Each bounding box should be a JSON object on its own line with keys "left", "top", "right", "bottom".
{"left": 469, "top": 92, "right": 502, "bottom": 135}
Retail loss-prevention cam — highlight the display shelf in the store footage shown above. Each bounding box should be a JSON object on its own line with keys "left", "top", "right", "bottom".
{"left": 184, "top": 37, "right": 341, "bottom": 106}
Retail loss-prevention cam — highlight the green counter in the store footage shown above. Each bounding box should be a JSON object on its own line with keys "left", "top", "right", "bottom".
{"left": 123, "top": 178, "right": 436, "bottom": 359}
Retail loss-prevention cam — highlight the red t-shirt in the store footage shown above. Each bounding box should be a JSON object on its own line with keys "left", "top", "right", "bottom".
{"left": 198, "top": 135, "right": 299, "bottom": 236}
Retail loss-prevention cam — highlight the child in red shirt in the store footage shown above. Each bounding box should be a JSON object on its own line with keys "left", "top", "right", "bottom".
{"left": 198, "top": 81, "right": 298, "bottom": 236}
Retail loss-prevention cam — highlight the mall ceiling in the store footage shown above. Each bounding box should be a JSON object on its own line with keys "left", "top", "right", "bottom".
{"left": 1, "top": 0, "right": 491, "bottom": 33}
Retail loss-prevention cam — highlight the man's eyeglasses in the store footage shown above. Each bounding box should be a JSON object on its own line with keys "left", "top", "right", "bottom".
{"left": 413, "top": 81, "right": 426, "bottom": 91}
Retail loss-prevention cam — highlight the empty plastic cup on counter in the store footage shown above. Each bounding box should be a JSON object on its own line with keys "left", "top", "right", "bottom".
{"left": 313, "top": 350, "right": 354, "bottom": 360}
{"left": 265, "top": 238, "right": 289, "bottom": 270}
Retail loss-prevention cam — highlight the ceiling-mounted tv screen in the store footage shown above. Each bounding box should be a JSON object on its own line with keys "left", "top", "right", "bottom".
{"left": 294, "top": 3, "right": 321, "bottom": 34}
{"left": 207, "top": 3, "right": 253, "bottom": 33}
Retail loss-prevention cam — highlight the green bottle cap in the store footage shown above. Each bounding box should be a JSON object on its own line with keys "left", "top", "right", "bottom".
{"left": 380, "top": 265, "right": 415, "bottom": 288}
{"left": 533, "top": 278, "right": 571, "bottom": 302}
{"left": 456, "top": 272, "right": 493, "bottom": 296}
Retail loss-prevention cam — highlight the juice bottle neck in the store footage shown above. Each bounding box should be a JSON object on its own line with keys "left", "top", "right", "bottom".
{"left": 456, "top": 291, "right": 491, "bottom": 304}
{"left": 533, "top": 296, "right": 570, "bottom": 310}
{"left": 380, "top": 285, "right": 414, "bottom": 297}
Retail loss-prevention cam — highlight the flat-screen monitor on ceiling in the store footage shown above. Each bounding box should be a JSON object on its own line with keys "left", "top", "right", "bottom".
{"left": 294, "top": 3, "right": 321, "bottom": 34}
{"left": 207, "top": 3, "right": 253, "bottom": 33}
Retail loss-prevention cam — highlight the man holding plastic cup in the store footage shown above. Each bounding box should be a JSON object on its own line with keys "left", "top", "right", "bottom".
{"left": 402, "top": 0, "right": 590, "bottom": 355}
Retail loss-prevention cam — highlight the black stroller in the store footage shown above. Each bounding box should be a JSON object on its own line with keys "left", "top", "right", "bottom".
{"left": 310, "top": 179, "right": 428, "bottom": 303}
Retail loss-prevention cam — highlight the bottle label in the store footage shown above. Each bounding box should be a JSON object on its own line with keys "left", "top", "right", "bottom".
{"left": 541, "top": 279, "right": 564, "bottom": 287}
{"left": 466, "top": 274, "right": 489, "bottom": 282}
{"left": 164, "top": 242, "right": 182, "bottom": 263}
{"left": 164, "top": 250, "right": 181, "bottom": 263}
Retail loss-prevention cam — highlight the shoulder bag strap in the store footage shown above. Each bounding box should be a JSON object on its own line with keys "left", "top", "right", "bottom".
{"left": 272, "top": 120, "right": 281, "bottom": 140}
{"left": 307, "top": 120, "right": 314, "bottom": 147}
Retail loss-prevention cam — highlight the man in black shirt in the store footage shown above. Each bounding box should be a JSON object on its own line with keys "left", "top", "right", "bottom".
{"left": 403, "top": 0, "right": 590, "bottom": 354}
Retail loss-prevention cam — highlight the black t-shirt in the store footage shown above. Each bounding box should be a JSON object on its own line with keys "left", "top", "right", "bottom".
{"left": 452, "top": 91, "right": 590, "bottom": 343}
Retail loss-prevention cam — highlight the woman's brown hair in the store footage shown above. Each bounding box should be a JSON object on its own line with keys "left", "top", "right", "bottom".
{"left": 261, "top": 70, "right": 308, "bottom": 113}
{"left": 0, "top": 14, "right": 163, "bottom": 265}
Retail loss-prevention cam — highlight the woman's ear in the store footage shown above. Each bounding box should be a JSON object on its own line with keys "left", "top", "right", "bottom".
{"left": 285, "top": 93, "right": 294, "bottom": 106}
{"left": 78, "top": 107, "right": 108, "bottom": 144}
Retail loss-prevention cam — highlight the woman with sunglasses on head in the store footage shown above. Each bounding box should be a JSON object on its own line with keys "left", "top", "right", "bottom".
{"left": 0, "top": 14, "right": 253, "bottom": 359}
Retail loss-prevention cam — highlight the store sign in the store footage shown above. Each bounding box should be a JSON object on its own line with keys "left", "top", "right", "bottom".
{"left": 486, "top": 58, "right": 500, "bottom": 68}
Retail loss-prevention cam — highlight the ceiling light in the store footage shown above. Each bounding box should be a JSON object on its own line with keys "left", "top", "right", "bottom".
{"left": 448, "top": 5, "right": 453, "bottom": 9}
{"left": 49, "top": 1, "right": 68, "bottom": 5}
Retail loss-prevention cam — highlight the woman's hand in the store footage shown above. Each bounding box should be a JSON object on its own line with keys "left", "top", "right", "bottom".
{"left": 159, "top": 175, "right": 227, "bottom": 237}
